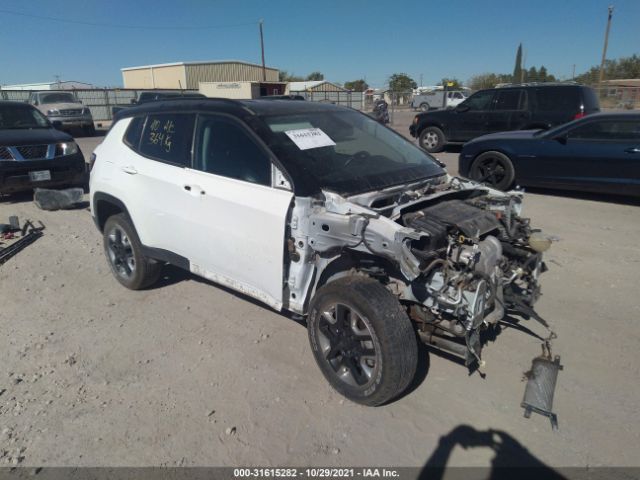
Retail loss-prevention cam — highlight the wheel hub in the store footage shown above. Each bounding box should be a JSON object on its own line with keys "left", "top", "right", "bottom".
{"left": 317, "top": 303, "right": 377, "bottom": 387}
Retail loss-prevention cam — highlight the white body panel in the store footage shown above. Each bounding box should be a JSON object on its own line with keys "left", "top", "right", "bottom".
{"left": 91, "top": 117, "right": 294, "bottom": 310}
{"left": 184, "top": 169, "right": 293, "bottom": 310}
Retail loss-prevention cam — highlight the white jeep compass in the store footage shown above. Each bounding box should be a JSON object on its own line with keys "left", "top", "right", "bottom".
{"left": 90, "top": 98, "right": 551, "bottom": 406}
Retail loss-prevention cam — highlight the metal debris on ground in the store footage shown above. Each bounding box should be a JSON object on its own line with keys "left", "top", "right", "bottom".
{"left": 0, "top": 219, "right": 45, "bottom": 266}
{"left": 33, "top": 187, "right": 84, "bottom": 211}
{"left": 521, "top": 339, "right": 563, "bottom": 430}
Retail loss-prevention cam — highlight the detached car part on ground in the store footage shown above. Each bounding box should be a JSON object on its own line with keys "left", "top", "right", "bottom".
{"left": 90, "top": 99, "right": 554, "bottom": 406}
{"left": 0, "top": 102, "right": 86, "bottom": 194}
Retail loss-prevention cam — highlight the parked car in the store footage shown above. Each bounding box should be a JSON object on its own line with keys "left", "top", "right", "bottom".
{"left": 112, "top": 91, "right": 207, "bottom": 117}
{"left": 410, "top": 83, "right": 600, "bottom": 152}
{"left": 459, "top": 112, "right": 640, "bottom": 196}
{"left": 132, "top": 91, "right": 206, "bottom": 104}
{"left": 0, "top": 101, "right": 86, "bottom": 194}
{"left": 28, "top": 91, "right": 95, "bottom": 136}
{"left": 411, "top": 90, "right": 468, "bottom": 112}
{"left": 91, "top": 99, "right": 551, "bottom": 405}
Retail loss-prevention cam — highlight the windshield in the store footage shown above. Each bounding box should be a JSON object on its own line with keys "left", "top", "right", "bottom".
{"left": 40, "top": 93, "right": 78, "bottom": 104}
{"left": 0, "top": 104, "right": 50, "bottom": 129}
{"left": 258, "top": 110, "right": 445, "bottom": 195}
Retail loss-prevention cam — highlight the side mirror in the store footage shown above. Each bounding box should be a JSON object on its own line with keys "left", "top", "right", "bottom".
{"left": 455, "top": 104, "right": 470, "bottom": 113}
{"left": 52, "top": 120, "right": 63, "bottom": 129}
{"left": 553, "top": 133, "right": 568, "bottom": 145}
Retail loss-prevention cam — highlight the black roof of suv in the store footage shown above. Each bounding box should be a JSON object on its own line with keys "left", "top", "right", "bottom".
{"left": 410, "top": 83, "right": 600, "bottom": 153}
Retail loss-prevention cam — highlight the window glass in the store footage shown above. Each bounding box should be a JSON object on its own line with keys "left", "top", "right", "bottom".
{"left": 569, "top": 121, "right": 640, "bottom": 141}
{"left": 123, "top": 116, "right": 145, "bottom": 149}
{"left": 494, "top": 90, "right": 521, "bottom": 110}
{"left": 195, "top": 115, "right": 271, "bottom": 186}
{"left": 463, "top": 90, "right": 494, "bottom": 111}
{"left": 535, "top": 87, "right": 579, "bottom": 112}
{"left": 139, "top": 113, "right": 194, "bottom": 166}
{"left": 0, "top": 105, "right": 49, "bottom": 129}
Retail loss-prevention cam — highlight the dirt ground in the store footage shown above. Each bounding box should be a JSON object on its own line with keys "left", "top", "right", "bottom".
{"left": 1, "top": 115, "right": 639, "bottom": 472}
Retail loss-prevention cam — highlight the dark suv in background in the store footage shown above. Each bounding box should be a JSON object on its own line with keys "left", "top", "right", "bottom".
{"left": 410, "top": 84, "right": 600, "bottom": 152}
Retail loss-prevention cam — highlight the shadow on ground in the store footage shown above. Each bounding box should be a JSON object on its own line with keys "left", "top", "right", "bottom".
{"left": 420, "top": 424, "right": 567, "bottom": 480}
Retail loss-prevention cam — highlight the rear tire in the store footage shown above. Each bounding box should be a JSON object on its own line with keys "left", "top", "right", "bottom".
{"left": 419, "top": 126, "right": 446, "bottom": 153}
{"left": 307, "top": 276, "right": 418, "bottom": 406}
{"left": 103, "top": 213, "right": 161, "bottom": 290}
{"left": 469, "top": 151, "right": 516, "bottom": 191}
{"left": 419, "top": 103, "right": 430, "bottom": 112}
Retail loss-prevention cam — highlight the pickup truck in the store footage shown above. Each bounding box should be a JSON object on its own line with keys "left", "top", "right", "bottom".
{"left": 411, "top": 90, "right": 468, "bottom": 112}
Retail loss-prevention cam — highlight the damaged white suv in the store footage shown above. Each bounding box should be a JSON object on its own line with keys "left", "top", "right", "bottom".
{"left": 90, "top": 99, "right": 550, "bottom": 406}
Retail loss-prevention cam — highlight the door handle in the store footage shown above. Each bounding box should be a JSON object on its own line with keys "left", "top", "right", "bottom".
{"left": 121, "top": 165, "right": 138, "bottom": 175}
{"left": 624, "top": 147, "right": 640, "bottom": 153}
{"left": 183, "top": 185, "right": 206, "bottom": 195}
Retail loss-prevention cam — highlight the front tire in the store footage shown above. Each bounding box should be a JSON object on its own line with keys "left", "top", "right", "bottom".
{"left": 419, "top": 103, "right": 430, "bottom": 112}
{"left": 103, "top": 213, "right": 162, "bottom": 290}
{"left": 419, "top": 126, "right": 446, "bottom": 153}
{"left": 469, "top": 151, "right": 516, "bottom": 191}
{"left": 307, "top": 276, "right": 418, "bottom": 406}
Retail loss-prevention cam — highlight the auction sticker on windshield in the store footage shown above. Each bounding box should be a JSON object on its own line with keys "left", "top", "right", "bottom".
{"left": 285, "top": 128, "right": 335, "bottom": 150}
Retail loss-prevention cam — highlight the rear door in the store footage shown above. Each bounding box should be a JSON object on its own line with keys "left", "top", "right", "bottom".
{"left": 183, "top": 113, "right": 293, "bottom": 310}
{"left": 485, "top": 89, "right": 530, "bottom": 133}
{"left": 115, "top": 113, "right": 198, "bottom": 258}
{"left": 453, "top": 89, "right": 496, "bottom": 141}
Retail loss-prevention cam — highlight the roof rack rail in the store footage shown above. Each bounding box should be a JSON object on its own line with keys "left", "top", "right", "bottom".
{"left": 495, "top": 81, "right": 581, "bottom": 88}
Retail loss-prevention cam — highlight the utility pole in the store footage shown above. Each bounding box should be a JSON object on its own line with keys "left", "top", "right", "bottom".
{"left": 420, "top": 73, "right": 423, "bottom": 87}
{"left": 572, "top": 64, "right": 576, "bottom": 80}
{"left": 598, "top": 5, "right": 614, "bottom": 89}
{"left": 259, "top": 19, "right": 266, "bottom": 81}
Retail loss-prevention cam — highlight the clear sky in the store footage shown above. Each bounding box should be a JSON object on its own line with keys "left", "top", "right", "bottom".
{"left": 1, "top": 0, "right": 638, "bottom": 88}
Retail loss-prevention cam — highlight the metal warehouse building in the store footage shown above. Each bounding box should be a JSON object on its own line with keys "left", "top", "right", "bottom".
{"left": 121, "top": 60, "right": 280, "bottom": 89}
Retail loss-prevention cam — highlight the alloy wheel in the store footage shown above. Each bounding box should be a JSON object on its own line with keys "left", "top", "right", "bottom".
{"left": 316, "top": 303, "right": 378, "bottom": 387}
{"left": 106, "top": 226, "right": 136, "bottom": 279}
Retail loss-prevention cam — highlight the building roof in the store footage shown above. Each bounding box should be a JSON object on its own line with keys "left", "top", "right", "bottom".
{"left": 288, "top": 80, "right": 346, "bottom": 91}
{"left": 1, "top": 81, "right": 94, "bottom": 89}
{"left": 121, "top": 60, "right": 278, "bottom": 72}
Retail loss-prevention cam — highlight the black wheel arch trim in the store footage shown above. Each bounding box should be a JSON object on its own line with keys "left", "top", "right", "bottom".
{"left": 92, "top": 192, "right": 133, "bottom": 232}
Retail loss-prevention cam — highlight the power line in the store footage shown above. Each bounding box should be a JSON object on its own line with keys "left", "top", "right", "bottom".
{"left": 0, "top": 8, "right": 256, "bottom": 30}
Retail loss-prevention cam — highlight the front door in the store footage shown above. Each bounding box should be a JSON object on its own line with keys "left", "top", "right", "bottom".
{"left": 184, "top": 114, "right": 293, "bottom": 310}
{"left": 524, "top": 118, "right": 640, "bottom": 195}
{"left": 453, "top": 89, "right": 496, "bottom": 141}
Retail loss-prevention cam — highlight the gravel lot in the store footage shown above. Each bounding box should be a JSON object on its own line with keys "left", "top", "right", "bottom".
{"left": 1, "top": 114, "right": 639, "bottom": 471}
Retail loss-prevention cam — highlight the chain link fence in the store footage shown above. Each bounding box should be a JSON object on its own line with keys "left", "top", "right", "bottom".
{"left": 288, "top": 90, "right": 365, "bottom": 110}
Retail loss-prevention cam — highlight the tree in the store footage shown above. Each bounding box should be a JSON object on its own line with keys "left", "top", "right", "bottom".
{"left": 344, "top": 79, "right": 369, "bottom": 92}
{"left": 467, "top": 73, "right": 512, "bottom": 90}
{"left": 388, "top": 73, "right": 417, "bottom": 92}
{"left": 513, "top": 43, "right": 523, "bottom": 83}
{"left": 278, "top": 70, "right": 303, "bottom": 82}
{"left": 527, "top": 66, "right": 538, "bottom": 82}
{"left": 439, "top": 77, "right": 462, "bottom": 89}
{"left": 305, "top": 71, "right": 324, "bottom": 81}
{"left": 574, "top": 54, "right": 640, "bottom": 85}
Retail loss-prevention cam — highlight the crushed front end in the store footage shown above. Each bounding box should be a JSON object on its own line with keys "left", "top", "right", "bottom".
{"left": 293, "top": 176, "right": 552, "bottom": 369}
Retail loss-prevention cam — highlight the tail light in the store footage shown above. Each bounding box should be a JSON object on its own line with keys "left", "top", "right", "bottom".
{"left": 573, "top": 112, "right": 585, "bottom": 120}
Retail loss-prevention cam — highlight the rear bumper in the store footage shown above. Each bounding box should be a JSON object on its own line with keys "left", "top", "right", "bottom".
{"left": 0, "top": 154, "right": 87, "bottom": 193}
{"left": 409, "top": 124, "right": 418, "bottom": 138}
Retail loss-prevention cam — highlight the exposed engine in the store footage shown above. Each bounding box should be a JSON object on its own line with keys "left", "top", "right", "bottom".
{"left": 402, "top": 197, "right": 548, "bottom": 365}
